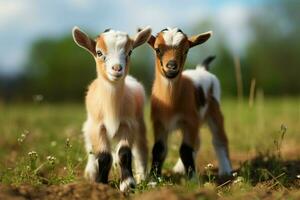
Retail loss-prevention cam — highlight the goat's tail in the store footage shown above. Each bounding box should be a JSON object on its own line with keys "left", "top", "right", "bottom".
{"left": 201, "top": 55, "right": 216, "bottom": 71}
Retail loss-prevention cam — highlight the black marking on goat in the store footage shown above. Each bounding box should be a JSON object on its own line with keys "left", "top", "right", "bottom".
{"left": 177, "top": 29, "right": 183, "bottom": 33}
{"left": 155, "top": 48, "right": 164, "bottom": 66}
{"left": 180, "top": 143, "right": 195, "bottom": 178}
{"left": 150, "top": 140, "right": 166, "bottom": 176}
{"left": 96, "top": 152, "right": 112, "bottom": 183}
{"left": 159, "top": 56, "right": 163, "bottom": 67}
{"left": 118, "top": 146, "right": 133, "bottom": 181}
{"left": 104, "top": 28, "right": 111, "bottom": 33}
{"left": 161, "top": 28, "right": 168, "bottom": 32}
{"left": 196, "top": 85, "right": 206, "bottom": 108}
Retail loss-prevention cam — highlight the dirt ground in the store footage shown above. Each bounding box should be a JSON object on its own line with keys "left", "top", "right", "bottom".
{"left": 1, "top": 183, "right": 300, "bottom": 200}
{"left": 0, "top": 183, "right": 124, "bottom": 200}
{"left": 1, "top": 146, "right": 300, "bottom": 200}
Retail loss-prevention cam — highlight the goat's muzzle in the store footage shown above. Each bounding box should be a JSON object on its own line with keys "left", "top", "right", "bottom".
{"left": 163, "top": 60, "right": 179, "bottom": 79}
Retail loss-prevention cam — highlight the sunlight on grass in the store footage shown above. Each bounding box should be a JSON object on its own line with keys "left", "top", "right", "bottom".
{"left": 0, "top": 98, "right": 299, "bottom": 199}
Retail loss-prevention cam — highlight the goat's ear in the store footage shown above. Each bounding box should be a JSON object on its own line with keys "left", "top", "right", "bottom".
{"left": 72, "top": 26, "right": 96, "bottom": 56}
{"left": 132, "top": 26, "right": 152, "bottom": 49}
{"left": 188, "top": 31, "right": 212, "bottom": 48}
{"left": 147, "top": 35, "right": 156, "bottom": 48}
{"left": 137, "top": 27, "right": 155, "bottom": 48}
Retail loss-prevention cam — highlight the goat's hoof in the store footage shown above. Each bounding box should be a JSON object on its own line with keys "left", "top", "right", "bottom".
{"left": 135, "top": 173, "right": 146, "bottom": 184}
{"left": 84, "top": 168, "right": 98, "bottom": 182}
{"left": 119, "top": 177, "right": 136, "bottom": 193}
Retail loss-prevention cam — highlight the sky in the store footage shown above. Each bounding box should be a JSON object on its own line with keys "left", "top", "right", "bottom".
{"left": 0, "top": 0, "right": 266, "bottom": 76}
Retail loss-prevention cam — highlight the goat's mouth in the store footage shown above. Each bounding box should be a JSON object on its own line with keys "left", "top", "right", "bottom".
{"left": 108, "top": 72, "right": 123, "bottom": 81}
{"left": 162, "top": 68, "right": 179, "bottom": 79}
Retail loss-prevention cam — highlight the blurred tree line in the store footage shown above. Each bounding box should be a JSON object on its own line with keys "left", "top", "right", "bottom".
{"left": 246, "top": 1, "right": 300, "bottom": 95}
{"left": 0, "top": 1, "right": 299, "bottom": 102}
{"left": 23, "top": 38, "right": 154, "bottom": 102}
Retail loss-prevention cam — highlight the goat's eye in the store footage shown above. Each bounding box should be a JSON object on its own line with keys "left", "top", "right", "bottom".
{"left": 96, "top": 50, "right": 103, "bottom": 57}
{"left": 155, "top": 48, "right": 161, "bottom": 55}
{"left": 128, "top": 50, "right": 132, "bottom": 56}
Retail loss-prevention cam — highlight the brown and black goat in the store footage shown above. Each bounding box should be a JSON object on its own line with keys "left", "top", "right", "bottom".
{"left": 147, "top": 28, "right": 232, "bottom": 178}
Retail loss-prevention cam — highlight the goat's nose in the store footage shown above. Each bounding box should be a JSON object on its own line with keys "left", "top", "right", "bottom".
{"left": 112, "top": 64, "right": 122, "bottom": 72}
{"left": 166, "top": 60, "right": 178, "bottom": 70}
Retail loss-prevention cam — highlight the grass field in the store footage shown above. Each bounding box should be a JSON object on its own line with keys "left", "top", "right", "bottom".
{"left": 0, "top": 97, "right": 300, "bottom": 199}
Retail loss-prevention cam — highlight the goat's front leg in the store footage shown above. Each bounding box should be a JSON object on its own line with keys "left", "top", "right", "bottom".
{"left": 83, "top": 120, "right": 112, "bottom": 183}
{"left": 180, "top": 120, "right": 200, "bottom": 178}
{"left": 150, "top": 120, "right": 168, "bottom": 177}
{"left": 115, "top": 123, "right": 135, "bottom": 192}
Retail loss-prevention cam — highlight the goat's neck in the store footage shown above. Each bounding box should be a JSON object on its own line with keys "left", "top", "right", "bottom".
{"left": 153, "top": 66, "right": 182, "bottom": 106}
{"left": 96, "top": 75, "right": 125, "bottom": 115}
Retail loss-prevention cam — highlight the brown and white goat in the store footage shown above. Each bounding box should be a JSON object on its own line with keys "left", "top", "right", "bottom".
{"left": 147, "top": 28, "right": 232, "bottom": 177}
{"left": 72, "top": 26, "right": 152, "bottom": 191}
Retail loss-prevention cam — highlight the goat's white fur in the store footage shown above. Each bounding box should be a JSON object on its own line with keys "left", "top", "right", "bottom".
{"left": 207, "top": 116, "right": 232, "bottom": 175}
{"left": 100, "top": 30, "right": 128, "bottom": 81}
{"left": 119, "top": 177, "right": 136, "bottom": 192}
{"left": 83, "top": 75, "right": 147, "bottom": 180}
{"left": 183, "top": 65, "right": 221, "bottom": 103}
{"left": 84, "top": 154, "right": 99, "bottom": 181}
{"left": 162, "top": 27, "right": 185, "bottom": 46}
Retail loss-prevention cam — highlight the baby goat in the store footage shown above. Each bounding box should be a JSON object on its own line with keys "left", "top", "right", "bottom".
{"left": 148, "top": 28, "right": 232, "bottom": 178}
{"left": 72, "top": 26, "right": 152, "bottom": 191}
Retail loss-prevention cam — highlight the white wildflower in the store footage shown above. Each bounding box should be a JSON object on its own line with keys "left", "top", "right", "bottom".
{"left": 47, "top": 156, "right": 56, "bottom": 165}
{"left": 205, "top": 163, "right": 214, "bottom": 170}
{"left": 17, "top": 130, "right": 30, "bottom": 144}
{"left": 147, "top": 181, "right": 157, "bottom": 187}
{"left": 65, "top": 138, "right": 72, "bottom": 148}
{"left": 28, "top": 151, "right": 38, "bottom": 160}
{"left": 233, "top": 176, "right": 244, "bottom": 184}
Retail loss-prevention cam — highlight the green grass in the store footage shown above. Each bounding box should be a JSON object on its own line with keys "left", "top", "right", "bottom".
{"left": 0, "top": 97, "right": 300, "bottom": 199}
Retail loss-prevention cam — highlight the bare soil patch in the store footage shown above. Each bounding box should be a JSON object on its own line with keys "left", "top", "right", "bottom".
{"left": 0, "top": 182, "right": 124, "bottom": 200}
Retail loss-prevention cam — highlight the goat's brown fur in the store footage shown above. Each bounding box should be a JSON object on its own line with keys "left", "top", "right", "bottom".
{"left": 149, "top": 28, "right": 232, "bottom": 176}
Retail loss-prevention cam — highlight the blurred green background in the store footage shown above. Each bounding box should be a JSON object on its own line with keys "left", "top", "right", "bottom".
{"left": 0, "top": 1, "right": 299, "bottom": 102}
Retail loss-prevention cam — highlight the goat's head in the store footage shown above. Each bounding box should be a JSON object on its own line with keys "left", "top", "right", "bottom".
{"left": 147, "top": 27, "right": 212, "bottom": 79}
{"left": 72, "top": 26, "right": 152, "bottom": 82}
